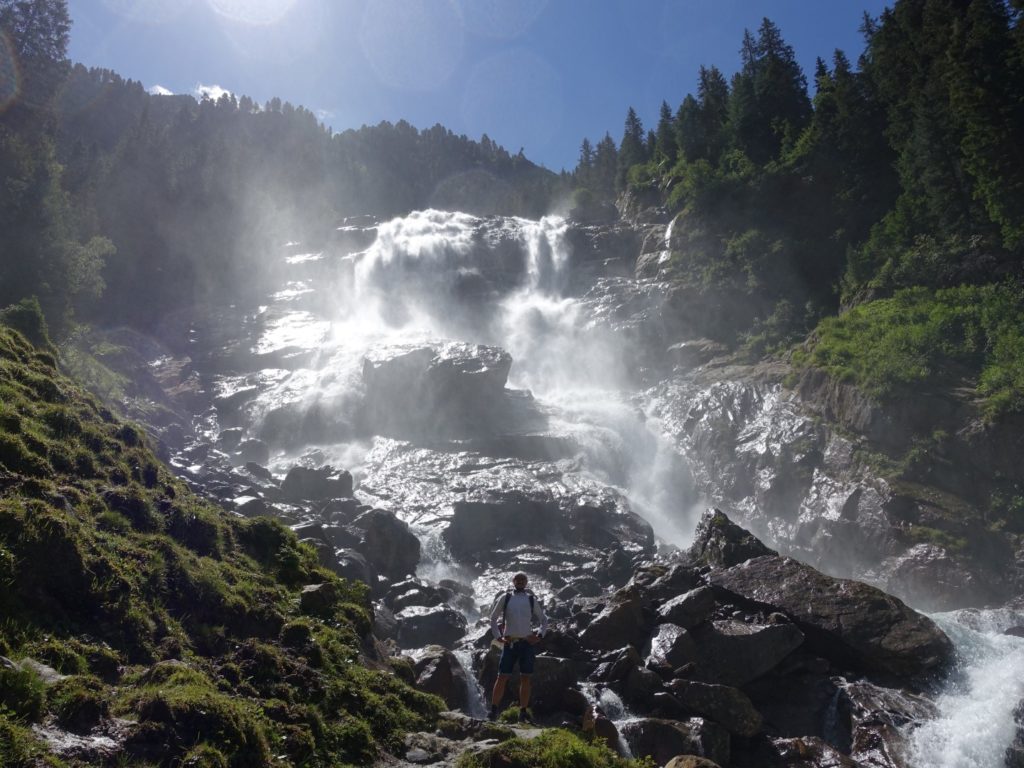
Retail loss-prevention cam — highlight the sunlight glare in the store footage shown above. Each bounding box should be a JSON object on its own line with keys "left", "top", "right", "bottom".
{"left": 456, "top": 0, "right": 547, "bottom": 39}
{"left": 101, "top": 0, "right": 194, "bottom": 24}
{"left": 207, "top": 0, "right": 297, "bottom": 25}
{"left": 359, "top": 0, "right": 464, "bottom": 92}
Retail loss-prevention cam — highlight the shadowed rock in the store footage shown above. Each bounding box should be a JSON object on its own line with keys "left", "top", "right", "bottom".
{"left": 620, "top": 718, "right": 730, "bottom": 768}
{"left": 362, "top": 342, "right": 528, "bottom": 438}
{"left": 657, "top": 586, "right": 716, "bottom": 629}
{"left": 579, "top": 586, "right": 653, "bottom": 652}
{"left": 281, "top": 465, "right": 353, "bottom": 502}
{"left": 690, "top": 619, "right": 805, "bottom": 687}
{"left": 412, "top": 646, "right": 471, "bottom": 711}
{"left": 667, "top": 680, "right": 763, "bottom": 737}
{"left": 350, "top": 508, "right": 420, "bottom": 581}
{"left": 395, "top": 605, "right": 467, "bottom": 649}
{"left": 711, "top": 555, "right": 954, "bottom": 679}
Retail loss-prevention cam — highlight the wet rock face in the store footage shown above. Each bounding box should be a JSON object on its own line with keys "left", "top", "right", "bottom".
{"left": 649, "top": 369, "right": 1013, "bottom": 610}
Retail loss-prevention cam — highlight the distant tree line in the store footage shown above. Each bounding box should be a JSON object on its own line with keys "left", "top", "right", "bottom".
{"left": 1, "top": 0, "right": 563, "bottom": 334}
{"left": 573, "top": 3, "right": 1024, "bottom": 351}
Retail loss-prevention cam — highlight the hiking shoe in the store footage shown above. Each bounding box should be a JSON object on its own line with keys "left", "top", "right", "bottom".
{"left": 488, "top": 705, "right": 498, "bottom": 721}
{"left": 517, "top": 708, "right": 534, "bottom": 724}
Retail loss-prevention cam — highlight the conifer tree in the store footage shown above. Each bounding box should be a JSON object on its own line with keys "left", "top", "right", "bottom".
{"left": 593, "top": 132, "right": 618, "bottom": 200}
{"left": 654, "top": 100, "right": 677, "bottom": 165}
{"left": 696, "top": 65, "right": 730, "bottom": 165}
{"left": 675, "top": 95, "right": 702, "bottom": 163}
{"left": 617, "top": 107, "right": 646, "bottom": 189}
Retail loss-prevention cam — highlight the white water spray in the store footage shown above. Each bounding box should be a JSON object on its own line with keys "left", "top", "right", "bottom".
{"left": 907, "top": 609, "right": 1024, "bottom": 768}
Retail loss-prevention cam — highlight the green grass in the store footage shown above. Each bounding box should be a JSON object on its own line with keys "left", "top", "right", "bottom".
{"left": 0, "top": 320, "right": 443, "bottom": 766}
{"left": 796, "top": 283, "right": 1024, "bottom": 420}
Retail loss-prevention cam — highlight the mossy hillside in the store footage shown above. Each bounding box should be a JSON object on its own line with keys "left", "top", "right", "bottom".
{"left": 0, "top": 323, "right": 442, "bottom": 766}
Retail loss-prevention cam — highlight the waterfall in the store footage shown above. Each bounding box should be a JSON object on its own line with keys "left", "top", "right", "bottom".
{"left": 228, "top": 209, "right": 1023, "bottom": 758}
{"left": 906, "top": 609, "right": 1024, "bottom": 767}
{"left": 452, "top": 648, "right": 489, "bottom": 719}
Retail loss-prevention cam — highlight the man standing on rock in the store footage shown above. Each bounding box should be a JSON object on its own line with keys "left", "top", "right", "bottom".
{"left": 487, "top": 572, "right": 547, "bottom": 723}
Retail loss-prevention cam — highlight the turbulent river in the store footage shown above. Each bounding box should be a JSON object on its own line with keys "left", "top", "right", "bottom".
{"left": 185, "top": 209, "right": 1021, "bottom": 767}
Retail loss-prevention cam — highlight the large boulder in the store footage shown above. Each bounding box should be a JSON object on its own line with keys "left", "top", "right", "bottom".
{"left": 687, "top": 508, "right": 777, "bottom": 568}
{"left": 579, "top": 586, "right": 653, "bottom": 652}
{"left": 281, "top": 465, "right": 353, "bottom": 502}
{"left": 647, "top": 624, "right": 699, "bottom": 669}
{"left": 351, "top": 508, "right": 420, "bottom": 581}
{"left": 444, "top": 495, "right": 655, "bottom": 565}
{"left": 664, "top": 758, "right": 721, "bottom": 768}
{"left": 620, "top": 718, "right": 730, "bottom": 768}
{"left": 711, "top": 555, "right": 954, "bottom": 679}
{"left": 395, "top": 605, "right": 467, "bottom": 649}
{"left": 667, "top": 680, "right": 762, "bottom": 737}
{"left": 690, "top": 619, "right": 805, "bottom": 687}
{"left": 361, "top": 342, "right": 514, "bottom": 437}
{"left": 657, "top": 586, "right": 716, "bottom": 629}
{"left": 412, "top": 646, "right": 471, "bottom": 711}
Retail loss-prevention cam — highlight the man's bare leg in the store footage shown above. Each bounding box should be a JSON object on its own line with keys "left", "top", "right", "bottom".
{"left": 490, "top": 673, "right": 511, "bottom": 719}
{"left": 518, "top": 675, "right": 532, "bottom": 709}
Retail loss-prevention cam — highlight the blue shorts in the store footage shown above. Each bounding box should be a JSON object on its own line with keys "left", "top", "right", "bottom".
{"left": 498, "top": 639, "right": 536, "bottom": 675}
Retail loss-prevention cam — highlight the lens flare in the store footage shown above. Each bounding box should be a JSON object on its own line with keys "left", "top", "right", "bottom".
{"left": 359, "top": 0, "right": 464, "bottom": 92}
{"left": 455, "top": 0, "right": 547, "bottom": 39}
{"left": 101, "top": 0, "right": 194, "bottom": 24}
{"left": 207, "top": 0, "right": 297, "bottom": 25}
{"left": 0, "top": 32, "right": 18, "bottom": 113}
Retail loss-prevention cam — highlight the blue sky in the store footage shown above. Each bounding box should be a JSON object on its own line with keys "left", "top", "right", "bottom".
{"left": 67, "top": 0, "right": 889, "bottom": 172}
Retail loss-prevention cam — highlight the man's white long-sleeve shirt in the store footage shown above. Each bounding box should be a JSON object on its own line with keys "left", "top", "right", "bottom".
{"left": 489, "top": 589, "right": 547, "bottom": 639}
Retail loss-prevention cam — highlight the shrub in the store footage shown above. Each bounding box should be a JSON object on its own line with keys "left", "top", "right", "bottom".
{"left": 798, "top": 283, "right": 1024, "bottom": 419}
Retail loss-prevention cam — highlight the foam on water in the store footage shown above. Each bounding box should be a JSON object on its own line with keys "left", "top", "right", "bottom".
{"left": 907, "top": 609, "right": 1024, "bottom": 767}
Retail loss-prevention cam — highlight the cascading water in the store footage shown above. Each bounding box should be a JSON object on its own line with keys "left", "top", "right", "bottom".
{"left": 327, "top": 209, "right": 705, "bottom": 547}
{"left": 905, "top": 609, "right": 1024, "bottom": 768}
